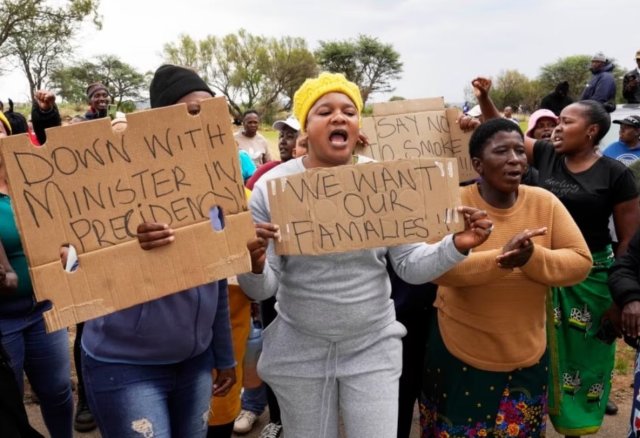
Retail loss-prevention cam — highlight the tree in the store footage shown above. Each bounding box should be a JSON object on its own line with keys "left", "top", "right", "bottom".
{"left": 4, "top": 14, "right": 72, "bottom": 96}
{"left": 163, "top": 30, "right": 317, "bottom": 118}
{"left": 489, "top": 69, "right": 532, "bottom": 111}
{"left": 0, "top": 0, "right": 101, "bottom": 98}
{"left": 315, "top": 35, "right": 403, "bottom": 104}
{"left": 50, "top": 55, "right": 148, "bottom": 110}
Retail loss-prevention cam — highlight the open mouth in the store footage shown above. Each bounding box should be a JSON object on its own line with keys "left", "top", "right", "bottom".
{"left": 505, "top": 170, "right": 522, "bottom": 180}
{"left": 552, "top": 135, "right": 563, "bottom": 147}
{"left": 329, "top": 129, "right": 348, "bottom": 147}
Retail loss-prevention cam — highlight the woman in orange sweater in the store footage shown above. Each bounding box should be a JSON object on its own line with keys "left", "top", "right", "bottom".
{"left": 420, "top": 118, "right": 592, "bottom": 437}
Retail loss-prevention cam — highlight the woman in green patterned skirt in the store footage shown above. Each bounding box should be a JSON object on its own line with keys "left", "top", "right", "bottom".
{"left": 473, "top": 78, "right": 640, "bottom": 437}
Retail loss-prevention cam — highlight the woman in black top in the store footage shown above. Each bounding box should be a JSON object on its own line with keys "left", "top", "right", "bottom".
{"left": 469, "top": 77, "right": 640, "bottom": 437}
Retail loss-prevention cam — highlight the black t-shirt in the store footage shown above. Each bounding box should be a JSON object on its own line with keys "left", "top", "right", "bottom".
{"left": 533, "top": 140, "right": 638, "bottom": 252}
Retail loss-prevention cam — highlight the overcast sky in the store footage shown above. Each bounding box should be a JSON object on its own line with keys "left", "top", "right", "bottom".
{"left": 2, "top": 0, "right": 639, "bottom": 105}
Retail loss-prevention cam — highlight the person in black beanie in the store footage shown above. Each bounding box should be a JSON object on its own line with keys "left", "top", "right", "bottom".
{"left": 80, "top": 64, "right": 235, "bottom": 438}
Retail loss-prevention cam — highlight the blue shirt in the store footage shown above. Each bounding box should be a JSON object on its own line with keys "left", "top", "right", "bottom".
{"left": 603, "top": 141, "right": 640, "bottom": 167}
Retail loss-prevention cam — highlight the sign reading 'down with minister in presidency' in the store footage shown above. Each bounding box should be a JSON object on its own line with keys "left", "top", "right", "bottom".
{"left": 0, "top": 98, "right": 254, "bottom": 331}
{"left": 268, "top": 158, "right": 463, "bottom": 256}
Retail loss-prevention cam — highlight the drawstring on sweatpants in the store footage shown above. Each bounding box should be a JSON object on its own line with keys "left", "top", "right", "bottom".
{"left": 319, "top": 341, "right": 339, "bottom": 438}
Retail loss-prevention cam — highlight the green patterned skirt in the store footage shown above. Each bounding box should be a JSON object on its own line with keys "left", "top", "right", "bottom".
{"left": 420, "top": 316, "right": 548, "bottom": 438}
{"left": 547, "top": 247, "right": 616, "bottom": 436}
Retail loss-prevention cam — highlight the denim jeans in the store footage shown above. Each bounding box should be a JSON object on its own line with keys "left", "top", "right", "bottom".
{"left": 241, "top": 383, "right": 267, "bottom": 414}
{"left": 0, "top": 301, "right": 73, "bottom": 438}
{"left": 82, "top": 348, "right": 214, "bottom": 438}
{"left": 241, "top": 318, "right": 267, "bottom": 415}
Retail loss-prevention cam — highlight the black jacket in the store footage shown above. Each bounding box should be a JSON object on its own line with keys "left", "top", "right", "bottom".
{"left": 609, "top": 229, "right": 640, "bottom": 308}
{"left": 30, "top": 103, "right": 61, "bottom": 145}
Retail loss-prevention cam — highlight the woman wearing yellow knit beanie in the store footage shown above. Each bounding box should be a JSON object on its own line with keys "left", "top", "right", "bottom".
{"left": 237, "top": 72, "right": 492, "bottom": 437}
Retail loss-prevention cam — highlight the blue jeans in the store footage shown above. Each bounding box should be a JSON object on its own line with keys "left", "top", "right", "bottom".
{"left": 241, "top": 383, "right": 267, "bottom": 414}
{"left": 82, "top": 348, "right": 214, "bottom": 438}
{"left": 0, "top": 301, "right": 73, "bottom": 438}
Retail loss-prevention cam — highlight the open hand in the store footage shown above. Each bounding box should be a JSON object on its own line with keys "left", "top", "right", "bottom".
{"left": 247, "top": 223, "right": 280, "bottom": 274}
{"left": 452, "top": 206, "right": 493, "bottom": 253}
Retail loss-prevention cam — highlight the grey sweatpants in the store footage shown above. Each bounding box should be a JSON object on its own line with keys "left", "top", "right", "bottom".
{"left": 257, "top": 317, "right": 406, "bottom": 438}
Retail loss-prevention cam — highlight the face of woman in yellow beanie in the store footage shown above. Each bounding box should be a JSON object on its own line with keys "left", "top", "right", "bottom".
{"left": 305, "top": 92, "right": 360, "bottom": 168}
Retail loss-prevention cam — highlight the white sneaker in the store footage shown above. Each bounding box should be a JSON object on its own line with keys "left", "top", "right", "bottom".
{"left": 233, "top": 409, "right": 259, "bottom": 434}
{"left": 259, "top": 422, "right": 283, "bottom": 438}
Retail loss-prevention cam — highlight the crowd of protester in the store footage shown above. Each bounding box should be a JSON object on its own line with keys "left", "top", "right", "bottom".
{"left": 1, "top": 48, "right": 640, "bottom": 438}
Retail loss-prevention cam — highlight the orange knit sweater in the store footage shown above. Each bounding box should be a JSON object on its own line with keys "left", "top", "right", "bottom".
{"left": 435, "top": 184, "right": 592, "bottom": 372}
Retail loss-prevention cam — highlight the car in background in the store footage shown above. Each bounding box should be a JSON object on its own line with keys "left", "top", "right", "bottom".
{"left": 599, "top": 103, "right": 640, "bottom": 151}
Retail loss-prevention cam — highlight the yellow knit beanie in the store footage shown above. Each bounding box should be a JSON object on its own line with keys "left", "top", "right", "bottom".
{"left": 293, "top": 72, "right": 363, "bottom": 132}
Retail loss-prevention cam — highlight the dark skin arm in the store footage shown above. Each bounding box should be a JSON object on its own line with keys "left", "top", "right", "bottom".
{"left": 612, "top": 197, "right": 640, "bottom": 258}
{"left": 452, "top": 206, "right": 493, "bottom": 253}
{"left": 470, "top": 76, "right": 537, "bottom": 162}
{"left": 602, "top": 197, "right": 640, "bottom": 335}
{"left": 212, "top": 368, "right": 236, "bottom": 397}
{"left": 0, "top": 241, "right": 18, "bottom": 292}
{"left": 622, "top": 301, "right": 640, "bottom": 338}
{"left": 247, "top": 223, "right": 281, "bottom": 274}
{"left": 247, "top": 207, "right": 493, "bottom": 274}
{"left": 136, "top": 223, "right": 175, "bottom": 250}
{"left": 496, "top": 227, "right": 548, "bottom": 269}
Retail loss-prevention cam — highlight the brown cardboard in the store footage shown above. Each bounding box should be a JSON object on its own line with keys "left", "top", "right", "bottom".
{"left": 268, "top": 158, "right": 463, "bottom": 256}
{"left": 0, "top": 97, "right": 254, "bottom": 331}
{"left": 356, "top": 98, "right": 478, "bottom": 182}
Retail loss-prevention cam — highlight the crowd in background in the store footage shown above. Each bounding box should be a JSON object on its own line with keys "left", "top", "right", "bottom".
{"left": 1, "top": 48, "right": 640, "bottom": 438}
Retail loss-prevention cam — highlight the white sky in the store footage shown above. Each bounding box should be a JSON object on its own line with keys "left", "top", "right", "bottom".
{"left": 1, "top": 0, "right": 639, "bottom": 105}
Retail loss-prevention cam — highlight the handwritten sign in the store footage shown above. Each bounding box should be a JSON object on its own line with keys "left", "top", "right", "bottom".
{"left": 0, "top": 97, "right": 254, "bottom": 331}
{"left": 268, "top": 158, "right": 463, "bottom": 255}
{"left": 357, "top": 98, "right": 476, "bottom": 182}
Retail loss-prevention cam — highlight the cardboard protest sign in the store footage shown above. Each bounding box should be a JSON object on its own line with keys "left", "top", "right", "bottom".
{"left": 0, "top": 97, "right": 254, "bottom": 331}
{"left": 268, "top": 158, "right": 463, "bottom": 256}
{"left": 356, "top": 98, "right": 476, "bottom": 182}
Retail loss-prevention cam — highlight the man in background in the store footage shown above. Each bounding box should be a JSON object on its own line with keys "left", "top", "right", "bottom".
{"left": 623, "top": 50, "right": 640, "bottom": 104}
{"left": 581, "top": 52, "right": 616, "bottom": 105}
{"left": 603, "top": 115, "right": 640, "bottom": 166}
{"left": 234, "top": 110, "right": 272, "bottom": 167}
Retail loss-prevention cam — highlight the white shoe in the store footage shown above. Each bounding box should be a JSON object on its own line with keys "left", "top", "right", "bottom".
{"left": 233, "top": 409, "right": 259, "bottom": 434}
{"left": 259, "top": 422, "right": 283, "bottom": 438}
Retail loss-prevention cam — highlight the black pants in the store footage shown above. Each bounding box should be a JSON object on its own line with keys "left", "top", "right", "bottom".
{"left": 393, "top": 282, "right": 437, "bottom": 438}
{"left": 260, "top": 296, "right": 281, "bottom": 424}
{"left": 0, "top": 342, "right": 44, "bottom": 438}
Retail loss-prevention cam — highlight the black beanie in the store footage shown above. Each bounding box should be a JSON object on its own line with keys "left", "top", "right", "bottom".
{"left": 149, "top": 64, "right": 215, "bottom": 108}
